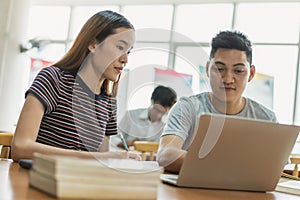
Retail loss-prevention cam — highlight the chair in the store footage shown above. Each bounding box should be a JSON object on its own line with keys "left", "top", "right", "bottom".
{"left": 0, "top": 132, "right": 14, "bottom": 159}
{"left": 290, "top": 156, "right": 300, "bottom": 178}
{"left": 133, "top": 141, "right": 159, "bottom": 161}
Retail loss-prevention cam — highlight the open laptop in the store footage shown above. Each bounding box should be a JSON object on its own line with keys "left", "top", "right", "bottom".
{"left": 160, "top": 113, "right": 300, "bottom": 192}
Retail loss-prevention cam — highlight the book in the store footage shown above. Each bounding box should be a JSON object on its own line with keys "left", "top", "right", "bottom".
{"left": 275, "top": 176, "right": 300, "bottom": 195}
{"left": 29, "top": 153, "right": 162, "bottom": 199}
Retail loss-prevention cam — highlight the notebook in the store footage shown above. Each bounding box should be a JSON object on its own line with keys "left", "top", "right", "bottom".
{"left": 160, "top": 113, "right": 300, "bottom": 192}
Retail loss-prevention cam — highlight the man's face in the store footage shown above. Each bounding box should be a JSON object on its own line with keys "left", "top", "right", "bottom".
{"left": 206, "top": 48, "right": 255, "bottom": 103}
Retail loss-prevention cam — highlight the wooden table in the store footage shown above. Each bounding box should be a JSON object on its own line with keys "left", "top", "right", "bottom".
{"left": 0, "top": 159, "right": 299, "bottom": 200}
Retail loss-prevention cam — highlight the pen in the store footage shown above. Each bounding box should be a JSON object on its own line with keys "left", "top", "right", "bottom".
{"left": 119, "top": 133, "right": 129, "bottom": 151}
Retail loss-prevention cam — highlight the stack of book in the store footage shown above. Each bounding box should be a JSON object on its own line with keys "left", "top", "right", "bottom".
{"left": 29, "top": 153, "right": 162, "bottom": 199}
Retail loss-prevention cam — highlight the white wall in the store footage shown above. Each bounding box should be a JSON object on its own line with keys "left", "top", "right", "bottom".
{"left": 0, "top": 0, "right": 31, "bottom": 132}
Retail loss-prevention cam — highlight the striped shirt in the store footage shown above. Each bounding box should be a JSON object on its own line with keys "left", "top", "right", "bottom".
{"left": 26, "top": 66, "right": 117, "bottom": 152}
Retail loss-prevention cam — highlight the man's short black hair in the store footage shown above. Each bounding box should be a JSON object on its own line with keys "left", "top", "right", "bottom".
{"left": 209, "top": 30, "right": 252, "bottom": 65}
{"left": 151, "top": 85, "right": 177, "bottom": 107}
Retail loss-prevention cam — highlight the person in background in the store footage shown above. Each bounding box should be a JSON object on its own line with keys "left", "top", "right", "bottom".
{"left": 11, "top": 10, "right": 140, "bottom": 161}
{"left": 157, "top": 30, "right": 277, "bottom": 173}
{"left": 116, "top": 85, "right": 177, "bottom": 149}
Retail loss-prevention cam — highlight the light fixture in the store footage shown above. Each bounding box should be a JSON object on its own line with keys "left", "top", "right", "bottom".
{"left": 20, "top": 37, "right": 51, "bottom": 53}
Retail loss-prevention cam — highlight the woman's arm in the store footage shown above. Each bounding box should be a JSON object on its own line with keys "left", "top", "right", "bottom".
{"left": 156, "top": 135, "right": 187, "bottom": 174}
{"left": 99, "top": 136, "right": 110, "bottom": 152}
{"left": 11, "top": 94, "right": 139, "bottom": 161}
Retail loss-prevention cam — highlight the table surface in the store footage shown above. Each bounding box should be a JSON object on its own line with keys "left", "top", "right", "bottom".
{"left": 0, "top": 158, "right": 299, "bottom": 200}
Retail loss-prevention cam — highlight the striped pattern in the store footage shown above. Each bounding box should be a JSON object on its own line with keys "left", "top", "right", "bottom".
{"left": 27, "top": 66, "right": 117, "bottom": 152}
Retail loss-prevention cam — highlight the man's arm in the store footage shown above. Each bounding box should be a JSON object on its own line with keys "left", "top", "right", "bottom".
{"left": 157, "top": 134, "right": 186, "bottom": 174}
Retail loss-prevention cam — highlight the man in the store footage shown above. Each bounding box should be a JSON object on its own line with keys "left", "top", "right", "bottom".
{"left": 117, "top": 85, "right": 177, "bottom": 148}
{"left": 156, "top": 30, "right": 277, "bottom": 173}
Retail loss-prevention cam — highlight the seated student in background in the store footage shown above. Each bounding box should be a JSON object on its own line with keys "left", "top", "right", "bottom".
{"left": 157, "top": 30, "right": 277, "bottom": 173}
{"left": 11, "top": 10, "right": 140, "bottom": 161}
{"left": 117, "top": 85, "right": 177, "bottom": 149}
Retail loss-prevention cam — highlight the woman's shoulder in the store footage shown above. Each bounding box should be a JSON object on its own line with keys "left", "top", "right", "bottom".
{"left": 38, "top": 66, "right": 75, "bottom": 81}
{"left": 39, "top": 65, "right": 60, "bottom": 73}
{"left": 36, "top": 66, "right": 60, "bottom": 79}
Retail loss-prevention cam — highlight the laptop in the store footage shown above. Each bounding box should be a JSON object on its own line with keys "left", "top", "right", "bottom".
{"left": 160, "top": 113, "right": 300, "bottom": 192}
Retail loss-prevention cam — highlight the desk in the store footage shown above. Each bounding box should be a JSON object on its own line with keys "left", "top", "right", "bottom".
{"left": 0, "top": 159, "right": 298, "bottom": 200}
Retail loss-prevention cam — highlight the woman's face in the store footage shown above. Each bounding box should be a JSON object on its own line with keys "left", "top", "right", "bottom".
{"left": 89, "top": 27, "right": 135, "bottom": 82}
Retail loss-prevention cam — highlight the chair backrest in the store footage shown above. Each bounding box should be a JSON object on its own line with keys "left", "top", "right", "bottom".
{"left": 0, "top": 132, "right": 14, "bottom": 159}
{"left": 133, "top": 141, "right": 159, "bottom": 161}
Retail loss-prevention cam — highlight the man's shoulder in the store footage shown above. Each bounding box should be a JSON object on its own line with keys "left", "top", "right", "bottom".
{"left": 179, "top": 92, "right": 207, "bottom": 101}
{"left": 246, "top": 98, "right": 272, "bottom": 111}
{"left": 245, "top": 97, "right": 277, "bottom": 121}
{"left": 177, "top": 92, "right": 209, "bottom": 106}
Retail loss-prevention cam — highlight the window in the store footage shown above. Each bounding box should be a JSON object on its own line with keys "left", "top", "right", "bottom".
{"left": 174, "top": 4, "right": 234, "bottom": 42}
{"left": 27, "top": 6, "right": 70, "bottom": 62}
{"left": 174, "top": 46, "right": 210, "bottom": 94}
{"left": 127, "top": 43, "right": 169, "bottom": 70}
{"left": 122, "top": 5, "right": 173, "bottom": 30}
{"left": 252, "top": 45, "right": 298, "bottom": 123}
{"left": 235, "top": 3, "right": 300, "bottom": 43}
{"left": 28, "top": 6, "right": 70, "bottom": 40}
{"left": 28, "top": 1, "right": 300, "bottom": 127}
{"left": 70, "top": 6, "right": 120, "bottom": 40}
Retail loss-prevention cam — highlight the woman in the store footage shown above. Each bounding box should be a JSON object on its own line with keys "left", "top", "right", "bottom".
{"left": 11, "top": 10, "right": 138, "bottom": 161}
